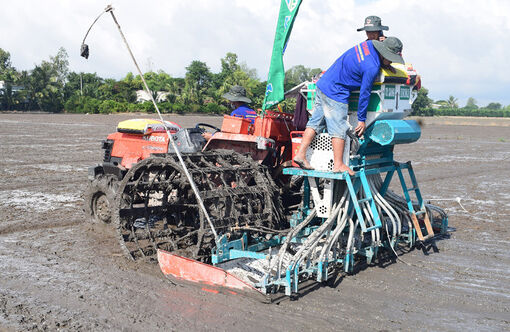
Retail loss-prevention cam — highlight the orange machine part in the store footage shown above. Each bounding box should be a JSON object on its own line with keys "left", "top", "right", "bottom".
{"left": 221, "top": 115, "right": 253, "bottom": 134}
{"left": 253, "top": 110, "right": 295, "bottom": 142}
{"left": 290, "top": 131, "right": 304, "bottom": 167}
{"left": 203, "top": 132, "right": 269, "bottom": 163}
{"left": 157, "top": 249, "right": 261, "bottom": 294}
{"left": 108, "top": 131, "right": 171, "bottom": 169}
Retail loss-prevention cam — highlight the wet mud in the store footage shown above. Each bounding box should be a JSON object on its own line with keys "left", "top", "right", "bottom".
{"left": 0, "top": 113, "right": 509, "bottom": 331}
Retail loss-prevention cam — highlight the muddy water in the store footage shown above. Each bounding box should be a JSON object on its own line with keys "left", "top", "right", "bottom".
{"left": 0, "top": 113, "right": 509, "bottom": 331}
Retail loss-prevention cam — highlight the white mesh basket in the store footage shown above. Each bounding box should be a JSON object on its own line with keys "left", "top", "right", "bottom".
{"left": 306, "top": 133, "right": 350, "bottom": 171}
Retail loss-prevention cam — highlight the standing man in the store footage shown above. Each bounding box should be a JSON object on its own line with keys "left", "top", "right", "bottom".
{"left": 293, "top": 37, "right": 405, "bottom": 175}
{"left": 222, "top": 85, "right": 257, "bottom": 124}
{"left": 357, "top": 16, "right": 388, "bottom": 41}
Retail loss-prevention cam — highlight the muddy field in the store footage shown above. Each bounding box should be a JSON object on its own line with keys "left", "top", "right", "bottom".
{"left": 0, "top": 113, "right": 509, "bottom": 331}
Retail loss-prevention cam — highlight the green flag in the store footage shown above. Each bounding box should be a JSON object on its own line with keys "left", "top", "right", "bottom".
{"left": 262, "top": 0, "right": 303, "bottom": 111}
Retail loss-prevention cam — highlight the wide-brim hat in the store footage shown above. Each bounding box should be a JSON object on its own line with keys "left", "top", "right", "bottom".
{"left": 372, "top": 37, "right": 405, "bottom": 64}
{"left": 357, "top": 15, "right": 389, "bottom": 32}
{"left": 222, "top": 85, "right": 252, "bottom": 103}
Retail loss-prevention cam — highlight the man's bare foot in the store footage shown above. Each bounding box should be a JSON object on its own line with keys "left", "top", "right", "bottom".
{"left": 293, "top": 157, "right": 314, "bottom": 170}
{"left": 332, "top": 164, "right": 354, "bottom": 176}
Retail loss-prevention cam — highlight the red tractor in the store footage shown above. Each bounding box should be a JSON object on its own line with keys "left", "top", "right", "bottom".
{"left": 84, "top": 112, "right": 298, "bottom": 227}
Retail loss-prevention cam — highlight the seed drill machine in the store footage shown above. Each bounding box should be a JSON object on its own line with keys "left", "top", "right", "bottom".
{"left": 153, "top": 65, "right": 448, "bottom": 297}
{"left": 82, "top": 3, "right": 448, "bottom": 299}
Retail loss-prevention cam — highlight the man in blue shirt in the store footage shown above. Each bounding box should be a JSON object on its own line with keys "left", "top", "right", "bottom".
{"left": 293, "top": 37, "right": 404, "bottom": 175}
{"left": 222, "top": 85, "right": 257, "bottom": 124}
{"left": 202, "top": 85, "right": 257, "bottom": 141}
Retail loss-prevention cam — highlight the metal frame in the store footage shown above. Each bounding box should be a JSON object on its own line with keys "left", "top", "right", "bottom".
{"left": 208, "top": 137, "right": 447, "bottom": 295}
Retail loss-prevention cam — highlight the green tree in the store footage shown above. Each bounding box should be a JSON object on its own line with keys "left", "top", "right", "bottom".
{"left": 284, "top": 65, "right": 322, "bottom": 90}
{"left": 435, "top": 100, "right": 448, "bottom": 108}
{"left": 240, "top": 62, "right": 258, "bottom": 80}
{"left": 14, "top": 70, "right": 34, "bottom": 110}
{"left": 23, "top": 47, "right": 70, "bottom": 112}
{"left": 0, "top": 48, "right": 21, "bottom": 110}
{"left": 0, "top": 48, "right": 13, "bottom": 78}
{"left": 411, "top": 87, "right": 432, "bottom": 115}
{"left": 214, "top": 52, "right": 240, "bottom": 87}
{"left": 0, "top": 82, "right": 15, "bottom": 110}
{"left": 486, "top": 102, "right": 502, "bottom": 110}
{"left": 28, "top": 62, "right": 63, "bottom": 112}
{"left": 138, "top": 71, "right": 173, "bottom": 92}
{"left": 465, "top": 97, "right": 478, "bottom": 109}
{"left": 98, "top": 79, "right": 136, "bottom": 103}
{"left": 447, "top": 95, "right": 458, "bottom": 108}
{"left": 50, "top": 47, "right": 69, "bottom": 86}
{"left": 184, "top": 60, "right": 212, "bottom": 104}
{"left": 64, "top": 72, "right": 104, "bottom": 99}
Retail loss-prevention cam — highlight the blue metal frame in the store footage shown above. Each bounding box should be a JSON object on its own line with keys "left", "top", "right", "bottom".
{"left": 209, "top": 119, "right": 447, "bottom": 295}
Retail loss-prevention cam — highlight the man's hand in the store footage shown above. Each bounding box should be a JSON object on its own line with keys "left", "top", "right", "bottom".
{"left": 202, "top": 132, "right": 213, "bottom": 141}
{"left": 354, "top": 121, "right": 366, "bottom": 136}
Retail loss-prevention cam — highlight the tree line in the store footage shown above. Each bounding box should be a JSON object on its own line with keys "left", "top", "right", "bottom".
{"left": 0, "top": 47, "right": 319, "bottom": 114}
{"left": 1, "top": 46, "right": 507, "bottom": 117}
{"left": 411, "top": 88, "right": 510, "bottom": 117}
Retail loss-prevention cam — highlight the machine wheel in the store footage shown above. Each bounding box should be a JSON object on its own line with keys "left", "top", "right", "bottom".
{"left": 84, "top": 174, "right": 119, "bottom": 224}
{"left": 112, "top": 150, "right": 286, "bottom": 262}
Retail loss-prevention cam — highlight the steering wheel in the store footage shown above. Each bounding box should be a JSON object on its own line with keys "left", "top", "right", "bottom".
{"left": 195, "top": 123, "right": 221, "bottom": 134}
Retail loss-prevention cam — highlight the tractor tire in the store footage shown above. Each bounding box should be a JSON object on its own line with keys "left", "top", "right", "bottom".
{"left": 84, "top": 174, "right": 119, "bottom": 224}
{"left": 112, "top": 150, "right": 286, "bottom": 262}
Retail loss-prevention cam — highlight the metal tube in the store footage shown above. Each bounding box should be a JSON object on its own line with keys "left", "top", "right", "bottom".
{"left": 311, "top": 190, "right": 350, "bottom": 263}
{"left": 369, "top": 177, "right": 399, "bottom": 239}
{"left": 106, "top": 7, "right": 218, "bottom": 241}
{"left": 360, "top": 190, "right": 377, "bottom": 244}
{"left": 319, "top": 198, "right": 350, "bottom": 262}
{"left": 271, "top": 208, "right": 317, "bottom": 278}
{"left": 346, "top": 216, "right": 355, "bottom": 256}
{"left": 289, "top": 200, "right": 344, "bottom": 271}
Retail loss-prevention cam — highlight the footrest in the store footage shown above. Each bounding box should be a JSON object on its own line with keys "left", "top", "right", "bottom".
{"left": 411, "top": 212, "right": 435, "bottom": 242}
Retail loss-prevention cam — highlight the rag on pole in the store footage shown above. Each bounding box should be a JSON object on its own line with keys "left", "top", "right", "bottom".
{"left": 262, "top": 0, "right": 303, "bottom": 111}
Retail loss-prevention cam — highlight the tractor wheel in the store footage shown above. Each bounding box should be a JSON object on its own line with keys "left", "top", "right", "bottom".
{"left": 112, "top": 151, "right": 286, "bottom": 262}
{"left": 84, "top": 174, "right": 119, "bottom": 224}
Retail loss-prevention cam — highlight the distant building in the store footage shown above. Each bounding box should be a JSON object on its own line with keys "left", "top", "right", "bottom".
{"left": 135, "top": 90, "right": 169, "bottom": 103}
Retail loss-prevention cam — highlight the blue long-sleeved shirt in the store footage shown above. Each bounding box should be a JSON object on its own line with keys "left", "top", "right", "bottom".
{"left": 230, "top": 104, "right": 257, "bottom": 124}
{"left": 316, "top": 40, "right": 380, "bottom": 122}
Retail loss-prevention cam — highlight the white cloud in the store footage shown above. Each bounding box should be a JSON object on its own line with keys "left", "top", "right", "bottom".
{"left": 1, "top": 0, "right": 509, "bottom": 106}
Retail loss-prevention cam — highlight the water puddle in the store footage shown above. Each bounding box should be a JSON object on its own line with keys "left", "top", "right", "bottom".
{"left": 0, "top": 190, "right": 80, "bottom": 212}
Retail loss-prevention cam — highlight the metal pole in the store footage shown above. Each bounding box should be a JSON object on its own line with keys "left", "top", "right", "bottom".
{"left": 104, "top": 6, "right": 219, "bottom": 241}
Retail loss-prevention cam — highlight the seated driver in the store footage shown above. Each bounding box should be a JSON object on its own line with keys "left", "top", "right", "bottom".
{"left": 202, "top": 85, "right": 257, "bottom": 140}
{"left": 223, "top": 85, "right": 257, "bottom": 124}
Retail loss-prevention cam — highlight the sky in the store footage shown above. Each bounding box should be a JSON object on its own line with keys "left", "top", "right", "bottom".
{"left": 1, "top": 0, "right": 510, "bottom": 107}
